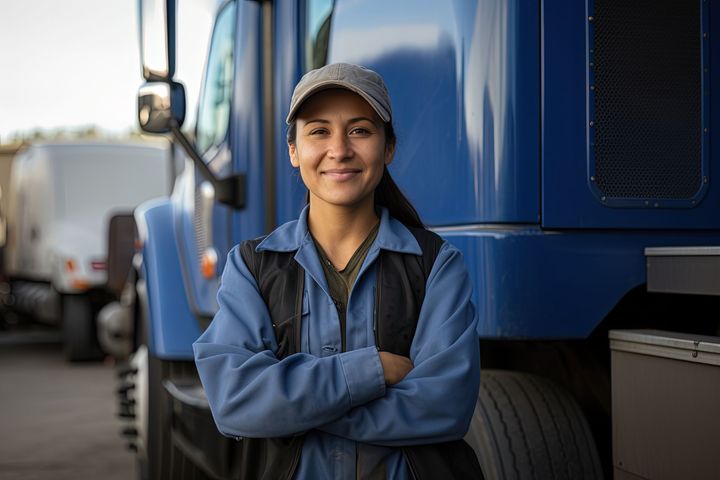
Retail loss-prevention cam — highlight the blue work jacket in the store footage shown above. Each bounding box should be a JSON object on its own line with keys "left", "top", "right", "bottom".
{"left": 193, "top": 205, "right": 480, "bottom": 479}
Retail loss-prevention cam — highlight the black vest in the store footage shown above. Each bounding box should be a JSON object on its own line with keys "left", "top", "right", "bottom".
{"left": 237, "top": 226, "right": 483, "bottom": 480}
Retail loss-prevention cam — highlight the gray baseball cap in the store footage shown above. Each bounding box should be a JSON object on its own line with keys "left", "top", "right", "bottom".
{"left": 286, "top": 63, "right": 392, "bottom": 124}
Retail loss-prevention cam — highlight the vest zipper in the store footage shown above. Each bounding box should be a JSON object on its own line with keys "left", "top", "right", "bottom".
{"left": 356, "top": 443, "right": 360, "bottom": 479}
{"left": 372, "top": 286, "right": 379, "bottom": 349}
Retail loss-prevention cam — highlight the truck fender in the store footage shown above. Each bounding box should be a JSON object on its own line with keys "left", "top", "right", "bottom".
{"left": 135, "top": 198, "right": 201, "bottom": 359}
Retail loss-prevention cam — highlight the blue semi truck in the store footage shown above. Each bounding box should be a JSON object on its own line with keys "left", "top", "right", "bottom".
{"left": 111, "top": 0, "right": 720, "bottom": 478}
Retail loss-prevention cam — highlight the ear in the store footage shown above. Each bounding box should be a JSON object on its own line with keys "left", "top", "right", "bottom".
{"left": 384, "top": 139, "right": 396, "bottom": 166}
{"left": 289, "top": 142, "right": 299, "bottom": 168}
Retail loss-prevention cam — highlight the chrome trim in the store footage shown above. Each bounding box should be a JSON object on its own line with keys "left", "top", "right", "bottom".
{"left": 645, "top": 246, "right": 720, "bottom": 257}
{"left": 195, "top": 181, "right": 215, "bottom": 264}
{"left": 262, "top": 0, "right": 276, "bottom": 233}
{"left": 431, "top": 223, "right": 543, "bottom": 233}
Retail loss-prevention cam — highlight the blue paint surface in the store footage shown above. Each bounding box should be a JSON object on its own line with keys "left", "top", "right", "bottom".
{"left": 443, "top": 226, "right": 720, "bottom": 338}
{"left": 141, "top": 0, "right": 720, "bottom": 360}
{"left": 136, "top": 199, "right": 202, "bottom": 359}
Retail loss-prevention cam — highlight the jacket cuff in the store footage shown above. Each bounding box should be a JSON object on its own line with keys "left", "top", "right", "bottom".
{"left": 338, "top": 346, "right": 386, "bottom": 407}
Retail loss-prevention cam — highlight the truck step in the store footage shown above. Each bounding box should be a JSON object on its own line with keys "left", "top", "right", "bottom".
{"left": 645, "top": 246, "right": 720, "bottom": 296}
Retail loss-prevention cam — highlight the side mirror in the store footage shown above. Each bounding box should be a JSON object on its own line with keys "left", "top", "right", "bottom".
{"left": 137, "top": 81, "right": 186, "bottom": 133}
{"left": 138, "top": 0, "right": 176, "bottom": 80}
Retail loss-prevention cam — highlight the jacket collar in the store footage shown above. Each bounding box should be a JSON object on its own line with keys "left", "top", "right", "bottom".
{"left": 256, "top": 204, "right": 422, "bottom": 256}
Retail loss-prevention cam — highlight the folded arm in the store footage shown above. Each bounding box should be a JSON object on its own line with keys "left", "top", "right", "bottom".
{"left": 317, "top": 244, "right": 481, "bottom": 446}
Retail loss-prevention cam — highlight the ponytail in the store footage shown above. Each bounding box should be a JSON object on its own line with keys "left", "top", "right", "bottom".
{"left": 374, "top": 166, "right": 424, "bottom": 228}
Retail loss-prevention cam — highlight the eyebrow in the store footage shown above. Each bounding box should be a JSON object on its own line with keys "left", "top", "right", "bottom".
{"left": 348, "top": 116, "right": 376, "bottom": 124}
{"left": 303, "top": 116, "right": 377, "bottom": 125}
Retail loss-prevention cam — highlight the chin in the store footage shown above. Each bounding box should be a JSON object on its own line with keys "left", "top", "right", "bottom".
{"left": 314, "top": 191, "right": 373, "bottom": 209}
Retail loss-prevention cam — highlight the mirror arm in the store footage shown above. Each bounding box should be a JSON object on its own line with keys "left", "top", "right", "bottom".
{"left": 169, "top": 125, "right": 246, "bottom": 209}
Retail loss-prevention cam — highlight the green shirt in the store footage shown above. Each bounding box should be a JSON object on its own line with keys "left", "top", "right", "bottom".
{"left": 312, "top": 221, "right": 380, "bottom": 352}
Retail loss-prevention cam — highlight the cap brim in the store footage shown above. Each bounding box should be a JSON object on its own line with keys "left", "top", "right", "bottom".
{"left": 285, "top": 80, "right": 391, "bottom": 124}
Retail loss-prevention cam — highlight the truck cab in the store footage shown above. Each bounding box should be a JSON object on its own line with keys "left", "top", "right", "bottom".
{"left": 120, "top": 1, "right": 720, "bottom": 478}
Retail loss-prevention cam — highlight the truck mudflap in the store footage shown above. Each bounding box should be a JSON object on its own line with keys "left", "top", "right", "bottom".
{"left": 163, "top": 379, "right": 243, "bottom": 479}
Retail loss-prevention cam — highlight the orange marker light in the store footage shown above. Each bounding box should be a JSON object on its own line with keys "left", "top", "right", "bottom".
{"left": 65, "top": 259, "right": 76, "bottom": 272}
{"left": 71, "top": 279, "right": 90, "bottom": 291}
{"left": 201, "top": 249, "right": 218, "bottom": 279}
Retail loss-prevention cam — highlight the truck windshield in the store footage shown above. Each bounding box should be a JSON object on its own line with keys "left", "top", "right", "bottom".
{"left": 305, "top": 0, "right": 334, "bottom": 71}
{"left": 195, "top": 1, "right": 237, "bottom": 157}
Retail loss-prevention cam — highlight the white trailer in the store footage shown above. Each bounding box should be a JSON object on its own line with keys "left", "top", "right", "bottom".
{"left": 0, "top": 144, "right": 20, "bottom": 282}
{"left": 3, "top": 140, "right": 172, "bottom": 360}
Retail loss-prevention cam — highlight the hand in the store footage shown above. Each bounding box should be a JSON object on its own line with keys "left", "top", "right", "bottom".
{"left": 378, "top": 351, "right": 413, "bottom": 385}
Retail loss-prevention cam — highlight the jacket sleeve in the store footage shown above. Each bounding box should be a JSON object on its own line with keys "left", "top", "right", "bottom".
{"left": 316, "top": 242, "right": 480, "bottom": 446}
{"left": 192, "top": 245, "right": 386, "bottom": 439}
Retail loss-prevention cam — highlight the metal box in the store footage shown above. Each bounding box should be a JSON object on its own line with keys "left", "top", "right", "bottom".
{"left": 610, "top": 330, "right": 720, "bottom": 480}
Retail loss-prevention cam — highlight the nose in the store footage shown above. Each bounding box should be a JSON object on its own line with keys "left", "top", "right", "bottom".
{"left": 327, "top": 132, "right": 353, "bottom": 160}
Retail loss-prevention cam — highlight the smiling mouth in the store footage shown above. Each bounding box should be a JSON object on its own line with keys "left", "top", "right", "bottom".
{"left": 322, "top": 169, "right": 361, "bottom": 181}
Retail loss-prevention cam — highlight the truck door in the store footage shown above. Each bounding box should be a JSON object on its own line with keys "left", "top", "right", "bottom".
{"left": 177, "top": 0, "right": 251, "bottom": 319}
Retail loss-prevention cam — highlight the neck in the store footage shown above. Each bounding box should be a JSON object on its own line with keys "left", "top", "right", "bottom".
{"left": 307, "top": 195, "right": 379, "bottom": 267}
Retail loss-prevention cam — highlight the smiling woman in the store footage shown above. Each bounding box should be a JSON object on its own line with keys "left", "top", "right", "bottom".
{"left": 193, "top": 63, "right": 483, "bottom": 480}
{"left": 292, "top": 90, "right": 390, "bottom": 202}
{"left": 289, "top": 89, "right": 394, "bottom": 267}
{"left": 286, "top": 82, "right": 422, "bottom": 232}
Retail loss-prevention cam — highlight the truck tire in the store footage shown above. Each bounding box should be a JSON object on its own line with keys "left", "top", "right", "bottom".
{"left": 62, "top": 294, "right": 103, "bottom": 361}
{"left": 465, "top": 370, "right": 603, "bottom": 480}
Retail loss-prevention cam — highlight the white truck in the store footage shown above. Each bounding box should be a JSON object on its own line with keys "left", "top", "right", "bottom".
{"left": 2, "top": 140, "right": 173, "bottom": 360}
{"left": 0, "top": 144, "right": 19, "bottom": 298}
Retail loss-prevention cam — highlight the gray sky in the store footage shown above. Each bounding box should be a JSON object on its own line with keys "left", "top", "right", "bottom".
{"left": 0, "top": 0, "right": 215, "bottom": 142}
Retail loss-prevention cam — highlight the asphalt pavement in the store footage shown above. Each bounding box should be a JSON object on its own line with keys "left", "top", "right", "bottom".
{"left": 0, "top": 326, "right": 135, "bottom": 480}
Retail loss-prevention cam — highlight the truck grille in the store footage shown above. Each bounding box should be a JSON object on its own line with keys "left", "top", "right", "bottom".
{"left": 591, "top": 0, "right": 702, "bottom": 200}
{"left": 194, "top": 188, "right": 209, "bottom": 264}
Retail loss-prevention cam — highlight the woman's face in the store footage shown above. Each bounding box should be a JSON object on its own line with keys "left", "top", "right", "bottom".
{"left": 289, "top": 89, "right": 394, "bottom": 210}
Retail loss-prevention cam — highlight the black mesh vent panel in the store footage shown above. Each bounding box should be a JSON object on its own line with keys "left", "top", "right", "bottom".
{"left": 592, "top": 0, "right": 702, "bottom": 200}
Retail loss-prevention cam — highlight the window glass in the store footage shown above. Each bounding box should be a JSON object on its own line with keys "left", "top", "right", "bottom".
{"left": 195, "top": 1, "right": 237, "bottom": 156}
{"left": 304, "top": 0, "right": 334, "bottom": 71}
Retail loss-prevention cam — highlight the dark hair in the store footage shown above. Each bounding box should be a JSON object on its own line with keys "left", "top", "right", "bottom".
{"left": 287, "top": 120, "right": 424, "bottom": 228}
